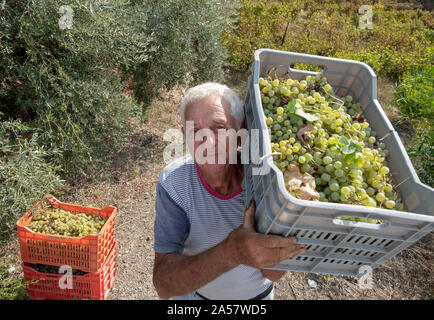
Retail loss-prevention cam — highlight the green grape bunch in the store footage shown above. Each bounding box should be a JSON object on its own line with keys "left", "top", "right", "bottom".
{"left": 29, "top": 208, "right": 107, "bottom": 237}
{"left": 258, "top": 74, "right": 404, "bottom": 222}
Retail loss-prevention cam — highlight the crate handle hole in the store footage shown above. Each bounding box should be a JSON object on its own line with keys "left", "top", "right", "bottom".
{"left": 333, "top": 216, "right": 388, "bottom": 230}
{"left": 289, "top": 63, "right": 326, "bottom": 74}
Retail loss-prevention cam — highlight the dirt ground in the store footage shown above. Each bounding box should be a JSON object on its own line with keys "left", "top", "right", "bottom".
{"left": 1, "top": 71, "right": 432, "bottom": 300}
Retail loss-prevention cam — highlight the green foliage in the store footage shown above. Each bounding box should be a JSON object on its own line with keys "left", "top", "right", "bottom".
{"left": 0, "top": 119, "right": 65, "bottom": 239}
{"left": 407, "top": 128, "right": 433, "bottom": 187}
{"left": 130, "top": 0, "right": 239, "bottom": 105}
{"left": 0, "top": 259, "right": 28, "bottom": 300}
{"left": 394, "top": 64, "right": 434, "bottom": 186}
{"left": 0, "top": 0, "right": 144, "bottom": 240}
{"left": 334, "top": 47, "right": 432, "bottom": 82}
{"left": 0, "top": 1, "right": 146, "bottom": 240}
{"left": 395, "top": 65, "right": 434, "bottom": 121}
{"left": 222, "top": 0, "right": 301, "bottom": 70}
{"left": 0, "top": 0, "right": 142, "bottom": 178}
{"left": 0, "top": 0, "right": 238, "bottom": 240}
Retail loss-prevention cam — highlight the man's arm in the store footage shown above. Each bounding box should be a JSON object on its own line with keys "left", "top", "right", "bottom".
{"left": 153, "top": 244, "right": 237, "bottom": 299}
{"left": 153, "top": 201, "right": 305, "bottom": 299}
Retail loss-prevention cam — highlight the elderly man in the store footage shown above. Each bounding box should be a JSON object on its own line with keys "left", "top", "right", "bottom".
{"left": 153, "top": 83, "right": 305, "bottom": 300}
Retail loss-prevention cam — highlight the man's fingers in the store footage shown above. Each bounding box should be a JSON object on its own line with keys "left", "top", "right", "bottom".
{"left": 278, "top": 247, "right": 305, "bottom": 263}
{"left": 258, "top": 235, "right": 299, "bottom": 248}
{"left": 268, "top": 245, "right": 306, "bottom": 266}
{"left": 243, "top": 200, "right": 256, "bottom": 229}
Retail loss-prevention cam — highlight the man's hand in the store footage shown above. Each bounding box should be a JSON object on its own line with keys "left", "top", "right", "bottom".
{"left": 223, "top": 200, "right": 305, "bottom": 269}
{"left": 261, "top": 269, "right": 286, "bottom": 282}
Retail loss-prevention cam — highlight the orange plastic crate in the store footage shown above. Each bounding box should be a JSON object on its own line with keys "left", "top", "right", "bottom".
{"left": 23, "top": 241, "right": 117, "bottom": 300}
{"left": 17, "top": 195, "right": 116, "bottom": 273}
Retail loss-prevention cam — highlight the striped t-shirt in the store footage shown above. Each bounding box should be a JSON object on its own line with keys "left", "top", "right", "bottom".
{"left": 154, "top": 154, "right": 272, "bottom": 299}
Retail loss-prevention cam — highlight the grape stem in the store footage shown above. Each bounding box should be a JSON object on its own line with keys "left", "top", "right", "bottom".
{"left": 325, "top": 92, "right": 345, "bottom": 107}
{"left": 257, "top": 152, "right": 283, "bottom": 166}
{"left": 393, "top": 176, "right": 410, "bottom": 189}
{"left": 378, "top": 130, "right": 393, "bottom": 142}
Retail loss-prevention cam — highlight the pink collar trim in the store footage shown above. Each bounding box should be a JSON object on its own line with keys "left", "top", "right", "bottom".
{"left": 194, "top": 162, "right": 243, "bottom": 200}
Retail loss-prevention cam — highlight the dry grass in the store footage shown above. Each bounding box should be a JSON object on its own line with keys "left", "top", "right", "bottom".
{"left": 1, "top": 70, "right": 432, "bottom": 300}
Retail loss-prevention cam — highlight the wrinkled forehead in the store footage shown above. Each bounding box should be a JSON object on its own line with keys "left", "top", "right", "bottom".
{"left": 184, "top": 94, "right": 236, "bottom": 129}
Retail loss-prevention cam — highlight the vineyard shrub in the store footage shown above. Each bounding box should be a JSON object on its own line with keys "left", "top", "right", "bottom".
{"left": 222, "top": 0, "right": 433, "bottom": 80}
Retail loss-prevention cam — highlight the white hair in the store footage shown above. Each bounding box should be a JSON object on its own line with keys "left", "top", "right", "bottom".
{"left": 180, "top": 82, "right": 244, "bottom": 130}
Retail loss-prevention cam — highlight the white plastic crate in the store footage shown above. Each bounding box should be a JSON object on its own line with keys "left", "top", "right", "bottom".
{"left": 242, "top": 49, "right": 434, "bottom": 276}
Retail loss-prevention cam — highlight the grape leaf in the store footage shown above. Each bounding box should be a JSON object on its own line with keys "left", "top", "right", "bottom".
{"left": 284, "top": 165, "right": 320, "bottom": 200}
{"left": 354, "top": 152, "right": 364, "bottom": 167}
{"left": 298, "top": 184, "right": 320, "bottom": 200}
{"left": 338, "top": 136, "right": 354, "bottom": 154}
{"left": 338, "top": 136, "right": 362, "bottom": 154}
{"left": 343, "top": 152, "right": 355, "bottom": 164}
{"left": 285, "top": 98, "right": 319, "bottom": 122}
{"left": 284, "top": 165, "right": 304, "bottom": 192}
{"left": 295, "top": 109, "right": 320, "bottom": 122}
{"left": 338, "top": 136, "right": 349, "bottom": 146}
{"left": 338, "top": 136, "right": 364, "bottom": 166}
{"left": 296, "top": 124, "right": 315, "bottom": 146}
{"left": 290, "top": 113, "right": 303, "bottom": 123}
{"left": 285, "top": 99, "right": 297, "bottom": 113}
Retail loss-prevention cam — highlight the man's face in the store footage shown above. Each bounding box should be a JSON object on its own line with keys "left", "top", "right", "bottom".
{"left": 183, "top": 94, "right": 238, "bottom": 174}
